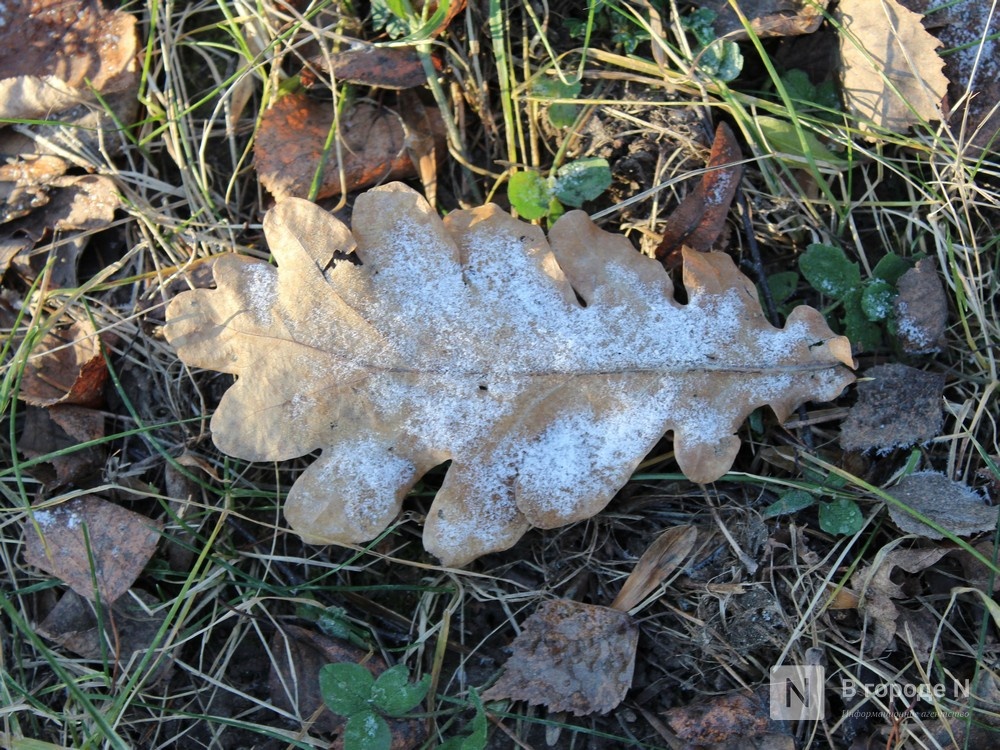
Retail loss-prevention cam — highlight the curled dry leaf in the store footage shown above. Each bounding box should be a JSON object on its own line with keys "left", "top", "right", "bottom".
{"left": 656, "top": 121, "right": 742, "bottom": 261}
{"left": 23, "top": 495, "right": 163, "bottom": 602}
{"left": 165, "top": 182, "right": 853, "bottom": 566}
{"left": 19, "top": 317, "right": 107, "bottom": 408}
{"left": 485, "top": 526, "right": 697, "bottom": 715}
{"left": 700, "top": 0, "right": 829, "bottom": 38}
{"left": 851, "top": 546, "right": 950, "bottom": 656}
{"left": 254, "top": 95, "right": 446, "bottom": 201}
{"left": 301, "top": 44, "right": 432, "bottom": 91}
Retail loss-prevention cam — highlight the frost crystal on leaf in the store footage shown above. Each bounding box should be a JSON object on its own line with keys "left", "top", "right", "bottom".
{"left": 165, "top": 183, "right": 854, "bottom": 566}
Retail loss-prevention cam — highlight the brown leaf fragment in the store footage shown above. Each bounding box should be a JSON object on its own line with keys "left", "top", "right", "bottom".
{"left": 19, "top": 404, "right": 104, "bottom": 486}
{"left": 301, "top": 44, "right": 431, "bottom": 90}
{"left": 4, "top": 174, "right": 119, "bottom": 287}
{"left": 887, "top": 470, "right": 998, "bottom": 539}
{"left": 664, "top": 686, "right": 774, "bottom": 744}
{"left": 0, "top": 155, "right": 67, "bottom": 224}
{"left": 851, "top": 546, "right": 949, "bottom": 656}
{"left": 255, "top": 95, "right": 444, "bottom": 201}
{"left": 699, "top": 0, "right": 829, "bottom": 38}
{"left": 836, "top": 0, "right": 949, "bottom": 135}
{"left": 840, "top": 363, "right": 943, "bottom": 453}
{"left": 36, "top": 588, "right": 173, "bottom": 683}
{"left": 483, "top": 599, "right": 638, "bottom": 716}
{"left": 19, "top": 317, "right": 107, "bottom": 408}
{"left": 893, "top": 258, "right": 948, "bottom": 353}
{"left": 23, "top": 495, "right": 162, "bottom": 602}
{"left": 655, "top": 121, "right": 742, "bottom": 260}
{"left": 611, "top": 525, "right": 697, "bottom": 611}
{"left": 268, "top": 624, "right": 426, "bottom": 746}
{"left": 165, "top": 183, "right": 853, "bottom": 566}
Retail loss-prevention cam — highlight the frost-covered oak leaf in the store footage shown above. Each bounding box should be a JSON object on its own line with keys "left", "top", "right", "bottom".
{"left": 165, "top": 183, "right": 854, "bottom": 566}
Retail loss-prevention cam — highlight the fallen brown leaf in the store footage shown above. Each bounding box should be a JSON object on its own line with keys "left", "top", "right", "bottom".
{"left": 664, "top": 686, "right": 776, "bottom": 745}
{"left": 255, "top": 95, "right": 445, "bottom": 201}
{"left": 37, "top": 588, "right": 173, "bottom": 684}
{"left": 836, "top": 0, "right": 949, "bottom": 135}
{"left": 893, "top": 258, "right": 947, "bottom": 354}
{"left": 887, "top": 470, "right": 999, "bottom": 539}
{"left": 19, "top": 404, "right": 105, "bottom": 486}
{"left": 656, "top": 121, "right": 743, "bottom": 260}
{"left": 483, "top": 599, "right": 638, "bottom": 716}
{"left": 19, "top": 317, "right": 107, "bottom": 408}
{"left": 301, "top": 44, "right": 431, "bottom": 91}
{"left": 840, "top": 363, "right": 944, "bottom": 454}
{"left": 700, "top": 0, "right": 829, "bottom": 38}
{"left": 851, "top": 546, "right": 950, "bottom": 656}
{"left": 165, "top": 183, "right": 853, "bottom": 566}
{"left": 23, "top": 495, "right": 162, "bottom": 602}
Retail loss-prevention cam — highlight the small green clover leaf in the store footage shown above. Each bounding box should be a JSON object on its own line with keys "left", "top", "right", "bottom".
{"left": 819, "top": 498, "right": 864, "bottom": 536}
{"left": 533, "top": 76, "right": 583, "bottom": 128}
{"left": 762, "top": 489, "right": 817, "bottom": 519}
{"left": 370, "top": 664, "right": 431, "bottom": 716}
{"left": 438, "top": 689, "right": 488, "bottom": 750}
{"left": 508, "top": 159, "right": 612, "bottom": 220}
{"left": 320, "top": 661, "right": 431, "bottom": 750}
{"left": 319, "top": 662, "right": 374, "bottom": 717}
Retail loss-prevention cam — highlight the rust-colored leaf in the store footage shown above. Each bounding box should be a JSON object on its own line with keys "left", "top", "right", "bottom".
{"left": 483, "top": 599, "right": 638, "bottom": 716}
{"left": 664, "top": 687, "right": 777, "bottom": 745}
{"left": 165, "top": 183, "right": 853, "bottom": 566}
{"left": 23, "top": 495, "right": 163, "bottom": 602}
{"left": 255, "top": 94, "right": 445, "bottom": 201}
{"left": 19, "top": 317, "right": 107, "bottom": 408}
{"left": 656, "top": 121, "right": 743, "bottom": 260}
{"left": 301, "top": 44, "right": 431, "bottom": 90}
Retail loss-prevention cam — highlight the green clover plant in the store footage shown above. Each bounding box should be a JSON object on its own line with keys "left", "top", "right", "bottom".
{"left": 507, "top": 158, "right": 612, "bottom": 221}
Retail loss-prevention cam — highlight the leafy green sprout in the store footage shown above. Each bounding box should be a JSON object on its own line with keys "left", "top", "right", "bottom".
{"left": 681, "top": 8, "right": 743, "bottom": 82}
{"left": 319, "top": 662, "right": 488, "bottom": 750}
{"left": 507, "top": 158, "right": 613, "bottom": 222}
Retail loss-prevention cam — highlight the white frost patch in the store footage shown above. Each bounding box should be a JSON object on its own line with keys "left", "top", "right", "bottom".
{"left": 242, "top": 263, "right": 278, "bottom": 327}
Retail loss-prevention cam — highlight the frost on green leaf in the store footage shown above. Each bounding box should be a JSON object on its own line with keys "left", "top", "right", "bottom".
{"left": 552, "top": 158, "right": 612, "bottom": 208}
{"left": 344, "top": 710, "right": 391, "bottom": 750}
{"left": 507, "top": 171, "right": 551, "bottom": 220}
{"left": 799, "top": 244, "right": 861, "bottom": 300}
{"left": 699, "top": 40, "right": 743, "bottom": 82}
{"left": 371, "top": 664, "right": 430, "bottom": 716}
{"left": 819, "top": 498, "right": 864, "bottom": 536}
{"left": 319, "top": 662, "right": 374, "bottom": 716}
{"left": 861, "top": 280, "right": 895, "bottom": 322}
{"left": 763, "top": 489, "right": 816, "bottom": 519}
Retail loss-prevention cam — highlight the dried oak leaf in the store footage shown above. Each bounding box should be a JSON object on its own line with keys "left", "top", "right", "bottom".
{"left": 700, "top": 0, "right": 829, "bottom": 39}
{"left": 836, "top": 0, "right": 949, "bottom": 135}
{"left": 164, "top": 182, "right": 854, "bottom": 566}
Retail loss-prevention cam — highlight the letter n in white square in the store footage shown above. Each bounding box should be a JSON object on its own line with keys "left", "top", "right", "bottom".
{"left": 770, "top": 665, "right": 825, "bottom": 720}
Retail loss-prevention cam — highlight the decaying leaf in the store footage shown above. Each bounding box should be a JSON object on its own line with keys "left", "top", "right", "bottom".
{"left": 301, "top": 44, "right": 431, "bottom": 91}
{"left": 836, "top": 0, "right": 949, "bottom": 135}
{"left": 37, "top": 588, "right": 173, "bottom": 683}
{"left": 0, "top": 1, "right": 135, "bottom": 284}
{"left": 19, "top": 317, "right": 107, "bottom": 408}
{"left": 165, "top": 182, "right": 853, "bottom": 566}
{"left": 840, "top": 363, "right": 943, "bottom": 454}
{"left": 23, "top": 495, "right": 162, "bottom": 602}
{"left": 887, "top": 470, "right": 998, "bottom": 539}
{"left": 700, "top": 0, "right": 829, "bottom": 39}
{"left": 656, "top": 122, "right": 743, "bottom": 260}
{"left": 485, "top": 526, "right": 697, "bottom": 715}
{"left": 483, "top": 599, "right": 638, "bottom": 716}
{"left": 255, "top": 95, "right": 446, "bottom": 201}
{"left": 19, "top": 404, "right": 105, "bottom": 486}
{"left": 851, "top": 546, "right": 949, "bottom": 656}
{"left": 664, "top": 687, "right": 778, "bottom": 745}
{"left": 893, "top": 258, "right": 947, "bottom": 353}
